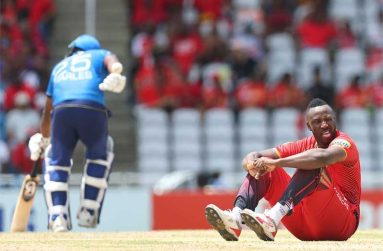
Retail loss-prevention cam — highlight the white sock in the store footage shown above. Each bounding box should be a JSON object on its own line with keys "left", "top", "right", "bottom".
{"left": 232, "top": 207, "right": 241, "bottom": 215}
{"left": 232, "top": 207, "right": 249, "bottom": 229}
{"left": 266, "top": 202, "right": 289, "bottom": 225}
{"left": 232, "top": 207, "right": 242, "bottom": 223}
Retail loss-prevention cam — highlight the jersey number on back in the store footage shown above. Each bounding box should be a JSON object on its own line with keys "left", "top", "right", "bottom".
{"left": 53, "top": 53, "right": 93, "bottom": 82}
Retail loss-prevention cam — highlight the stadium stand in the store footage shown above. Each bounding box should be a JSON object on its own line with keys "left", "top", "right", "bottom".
{"left": 2, "top": 0, "right": 383, "bottom": 181}
{"left": 127, "top": 0, "right": 383, "bottom": 179}
{"left": 135, "top": 106, "right": 170, "bottom": 173}
{"left": 297, "top": 48, "right": 331, "bottom": 89}
{"left": 334, "top": 47, "right": 365, "bottom": 91}
{"left": 265, "top": 32, "right": 296, "bottom": 85}
{"left": 238, "top": 108, "right": 269, "bottom": 158}
{"left": 340, "top": 108, "right": 373, "bottom": 170}
{"left": 204, "top": 108, "right": 236, "bottom": 172}
{"left": 171, "top": 108, "right": 203, "bottom": 171}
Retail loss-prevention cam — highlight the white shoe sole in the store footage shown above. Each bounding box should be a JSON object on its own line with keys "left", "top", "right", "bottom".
{"left": 205, "top": 205, "right": 239, "bottom": 241}
{"left": 51, "top": 216, "right": 69, "bottom": 232}
{"left": 78, "top": 222, "right": 97, "bottom": 228}
{"left": 77, "top": 209, "right": 97, "bottom": 228}
{"left": 241, "top": 209, "right": 274, "bottom": 241}
{"left": 52, "top": 226, "right": 68, "bottom": 232}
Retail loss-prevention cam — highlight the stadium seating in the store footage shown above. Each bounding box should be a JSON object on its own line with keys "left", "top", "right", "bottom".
{"left": 270, "top": 108, "right": 301, "bottom": 146}
{"left": 334, "top": 48, "right": 365, "bottom": 90}
{"left": 265, "top": 33, "right": 296, "bottom": 84}
{"left": 238, "top": 108, "right": 269, "bottom": 157}
{"left": 129, "top": 0, "right": 383, "bottom": 176}
{"left": 171, "top": 108, "right": 202, "bottom": 171}
{"left": 265, "top": 32, "right": 295, "bottom": 52}
{"left": 340, "top": 108, "right": 373, "bottom": 170}
{"left": 329, "top": 0, "right": 361, "bottom": 33}
{"left": 375, "top": 108, "right": 383, "bottom": 170}
{"left": 204, "top": 108, "right": 236, "bottom": 172}
{"left": 134, "top": 104, "right": 383, "bottom": 174}
{"left": 296, "top": 48, "right": 331, "bottom": 89}
{"left": 135, "top": 107, "right": 170, "bottom": 173}
{"left": 340, "top": 108, "right": 370, "bottom": 127}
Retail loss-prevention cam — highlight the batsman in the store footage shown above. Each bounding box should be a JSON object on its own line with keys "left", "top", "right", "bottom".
{"left": 28, "top": 34, "right": 126, "bottom": 232}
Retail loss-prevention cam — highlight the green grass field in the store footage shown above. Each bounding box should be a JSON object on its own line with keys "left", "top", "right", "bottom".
{"left": 0, "top": 229, "right": 382, "bottom": 251}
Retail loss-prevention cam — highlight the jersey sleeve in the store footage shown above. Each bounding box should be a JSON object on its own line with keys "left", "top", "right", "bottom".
{"left": 46, "top": 72, "right": 54, "bottom": 97}
{"left": 93, "top": 49, "right": 110, "bottom": 77}
{"left": 329, "top": 136, "right": 358, "bottom": 167}
{"left": 275, "top": 137, "right": 315, "bottom": 158}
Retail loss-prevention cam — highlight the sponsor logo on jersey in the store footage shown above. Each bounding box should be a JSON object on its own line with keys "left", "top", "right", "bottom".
{"left": 331, "top": 138, "right": 351, "bottom": 148}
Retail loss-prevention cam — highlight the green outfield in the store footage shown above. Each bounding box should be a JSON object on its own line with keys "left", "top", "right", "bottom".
{"left": 0, "top": 229, "right": 382, "bottom": 251}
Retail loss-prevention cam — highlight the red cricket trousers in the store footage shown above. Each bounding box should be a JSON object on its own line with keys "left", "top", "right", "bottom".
{"left": 264, "top": 168, "right": 358, "bottom": 240}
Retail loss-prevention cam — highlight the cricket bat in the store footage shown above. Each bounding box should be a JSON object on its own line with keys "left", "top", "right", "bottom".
{"left": 10, "top": 160, "right": 41, "bottom": 232}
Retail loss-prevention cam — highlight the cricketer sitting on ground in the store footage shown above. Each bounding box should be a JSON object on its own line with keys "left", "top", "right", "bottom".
{"left": 28, "top": 34, "right": 126, "bottom": 232}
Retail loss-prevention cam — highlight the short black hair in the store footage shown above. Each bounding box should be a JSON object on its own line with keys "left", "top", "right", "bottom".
{"left": 65, "top": 47, "right": 83, "bottom": 57}
{"left": 307, "top": 98, "right": 328, "bottom": 109}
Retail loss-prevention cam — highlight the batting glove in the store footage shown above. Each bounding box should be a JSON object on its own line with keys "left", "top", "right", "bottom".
{"left": 28, "top": 133, "right": 50, "bottom": 161}
{"left": 111, "top": 62, "right": 123, "bottom": 74}
{"left": 99, "top": 73, "right": 126, "bottom": 93}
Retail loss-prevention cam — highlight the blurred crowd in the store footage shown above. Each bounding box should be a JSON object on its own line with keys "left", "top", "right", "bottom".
{"left": 127, "top": 0, "right": 383, "bottom": 113}
{"left": 0, "top": 0, "right": 56, "bottom": 173}
{"left": 3, "top": 0, "right": 383, "bottom": 174}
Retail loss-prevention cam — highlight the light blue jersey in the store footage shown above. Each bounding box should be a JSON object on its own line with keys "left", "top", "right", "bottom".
{"left": 47, "top": 49, "right": 110, "bottom": 106}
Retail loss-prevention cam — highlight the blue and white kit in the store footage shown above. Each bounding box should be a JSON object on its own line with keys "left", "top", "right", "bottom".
{"left": 44, "top": 36, "right": 115, "bottom": 230}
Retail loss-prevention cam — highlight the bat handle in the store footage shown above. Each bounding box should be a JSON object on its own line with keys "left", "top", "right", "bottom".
{"left": 30, "top": 160, "right": 40, "bottom": 178}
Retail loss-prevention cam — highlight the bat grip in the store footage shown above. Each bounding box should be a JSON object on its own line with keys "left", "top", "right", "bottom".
{"left": 30, "top": 160, "right": 39, "bottom": 178}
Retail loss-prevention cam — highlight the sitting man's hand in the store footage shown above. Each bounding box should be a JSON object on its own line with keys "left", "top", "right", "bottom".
{"left": 242, "top": 151, "right": 260, "bottom": 171}
{"left": 252, "top": 157, "right": 278, "bottom": 179}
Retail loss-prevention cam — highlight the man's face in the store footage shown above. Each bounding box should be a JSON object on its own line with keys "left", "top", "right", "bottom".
{"left": 306, "top": 105, "right": 337, "bottom": 147}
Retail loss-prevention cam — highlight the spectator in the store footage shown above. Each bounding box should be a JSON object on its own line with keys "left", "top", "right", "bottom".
{"left": 5, "top": 91, "right": 40, "bottom": 148}
{"left": 295, "top": 3, "right": 336, "bottom": 49}
{"left": 263, "top": 0, "right": 294, "bottom": 35}
{"left": 129, "top": 22, "right": 156, "bottom": 105}
{"left": 134, "top": 54, "right": 187, "bottom": 112}
{"left": 306, "top": 66, "right": 335, "bottom": 107}
{"left": 129, "top": 0, "right": 168, "bottom": 33}
{"left": 234, "top": 70, "right": 269, "bottom": 110}
{"left": 366, "top": 9, "right": 383, "bottom": 49}
{"left": 183, "top": 63, "right": 203, "bottom": 109}
{"left": 156, "top": 59, "right": 187, "bottom": 113}
{"left": 335, "top": 19, "right": 357, "bottom": 49}
{"left": 3, "top": 74, "right": 36, "bottom": 112}
{"left": 269, "top": 72, "right": 305, "bottom": 109}
{"left": 202, "top": 74, "right": 229, "bottom": 110}
{"left": 200, "top": 23, "right": 228, "bottom": 63}
{"left": 0, "top": 14, "right": 23, "bottom": 56}
{"left": 336, "top": 75, "right": 369, "bottom": 110}
{"left": 232, "top": 0, "right": 264, "bottom": 36}
{"left": 20, "top": 52, "right": 50, "bottom": 92}
{"left": 1, "top": 0, "right": 18, "bottom": 26}
{"left": 170, "top": 22, "right": 204, "bottom": 76}
{"left": 10, "top": 137, "right": 34, "bottom": 174}
{"left": 229, "top": 36, "right": 258, "bottom": 86}
{"left": 184, "top": 80, "right": 203, "bottom": 109}
{"left": 365, "top": 44, "right": 383, "bottom": 82}
{"left": 16, "top": 0, "right": 56, "bottom": 42}
{"left": 134, "top": 65, "right": 161, "bottom": 107}
{"left": 194, "top": 0, "right": 225, "bottom": 21}
{"left": 366, "top": 74, "right": 383, "bottom": 107}
{"left": 231, "top": 24, "right": 264, "bottom": 61}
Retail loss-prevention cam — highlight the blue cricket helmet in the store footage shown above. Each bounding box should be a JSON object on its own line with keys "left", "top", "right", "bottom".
{"left": 68, "top": 34, "right": 101, "bottom": 51}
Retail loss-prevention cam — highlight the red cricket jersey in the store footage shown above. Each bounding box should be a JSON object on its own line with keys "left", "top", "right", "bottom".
{"left": 275, "top": 130, "right": 361, "bottom": 211}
